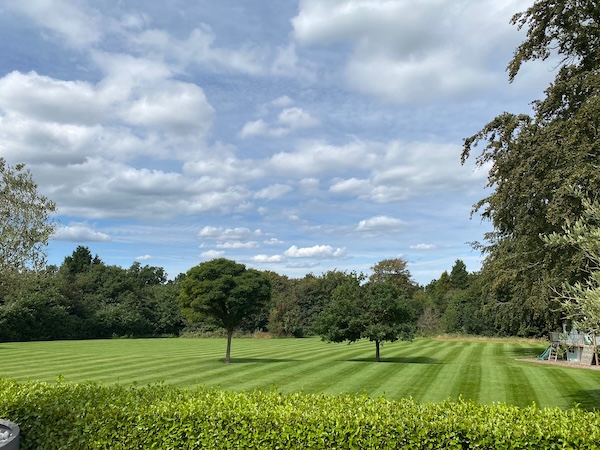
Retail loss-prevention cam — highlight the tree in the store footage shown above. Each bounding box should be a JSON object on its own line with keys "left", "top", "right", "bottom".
{"left": 0, "top": 158, "right": 56, "bottom": 273}
{"left": 316, "top": 273, "right": 416, "bottom": 362}
{"left": 178, "top": 258, "right": 271, "bottom": 363}
{"left": 544, "top": 188, "right": 600, "bottom": 336}
{"left": 369, "top": 258, "right": 416, "bottom": 296}
{"left": 461, "top": 0, "right": 600, "bottom": 336}
{"left": 450, "top": 260, "right": 469, "bottom": 290}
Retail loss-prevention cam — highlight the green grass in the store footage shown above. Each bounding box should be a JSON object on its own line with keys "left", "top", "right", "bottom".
{"left": 1, "top": 337, "right": 600, "bottom": 409}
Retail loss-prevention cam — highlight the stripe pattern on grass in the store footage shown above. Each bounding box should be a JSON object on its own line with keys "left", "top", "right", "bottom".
{"left": 1, "top": 337, "right": 599, "bottom": 409}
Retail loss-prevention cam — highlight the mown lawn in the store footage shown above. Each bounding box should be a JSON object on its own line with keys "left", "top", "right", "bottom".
{"left": 1, "top": 337, "right": 599, "bottom": 409}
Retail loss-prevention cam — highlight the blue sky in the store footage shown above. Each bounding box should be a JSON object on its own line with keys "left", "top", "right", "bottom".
{"left": 0, "top": 0, "right": 553, "bottom": 284}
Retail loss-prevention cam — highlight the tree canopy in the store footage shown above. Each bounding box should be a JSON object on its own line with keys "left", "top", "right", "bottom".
{"left": 0, "top": 158, "right": 56, "bottom": 273}
{"left": 316, "top": 272, "right": 416, "bottom": 362}
{"left": 178, "top": 258, "right": 271, "bottom": 363}
{"left": 461, "top": 0, "right": 600, "bottom": 336}
{"left": 544, "top": 188, "right": 600, "bottom": 337}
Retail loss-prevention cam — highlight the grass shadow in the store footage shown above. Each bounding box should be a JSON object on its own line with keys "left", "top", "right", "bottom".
{"left": 508, "top": 346, "right": 547, "bottom": 359}
{"left": 347, "top": 356, "right": 440, "bottom": 364}
{"left": 224, "top": 358, "right": 300, "bottom": 364}
{"left": 566, "top": 389, "right": 600, "bottom": 411}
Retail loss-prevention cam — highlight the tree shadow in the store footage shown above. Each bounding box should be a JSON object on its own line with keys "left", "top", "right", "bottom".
{"left": 508, "top": 347, "right": 546, "bottom": 359}
{"left": 346, "top": 356, "right": 440, "bottom": 364}
{"left": 565, "top": 389, "right": 600, "bottom": 411}
{"left": 224, "top": 358, "right": 300, "bottom": 364}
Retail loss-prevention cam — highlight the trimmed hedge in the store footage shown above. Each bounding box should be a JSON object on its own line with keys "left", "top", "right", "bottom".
{"left": 1, "top": 379, "right": 599, "bottom": 449}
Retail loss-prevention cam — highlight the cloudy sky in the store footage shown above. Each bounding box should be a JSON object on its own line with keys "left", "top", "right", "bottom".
{"left": 0, "top": 0, "right": 553, "bottom": 284}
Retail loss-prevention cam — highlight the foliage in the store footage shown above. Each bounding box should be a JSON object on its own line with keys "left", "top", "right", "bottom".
{"left": 544, "top": 188, "right": 600, "bottom": 336}
{"left": 0, "top": 158, "right": 56, "bottom": 273}
{"left": 369, "top": 257, "right": 417, "bottom": 296}
{"left": 2, "top": 379, "right": 600, "bottom": 449}
{"left": 316, "top": 272, "right": 416, "bottom": 361}
{"left": 178, "top": 258, "right": 271, "bottom": 362}
{"left": 0, "top": 246, "right": 183, "bottom": 342}
{"left": 461, "top": 0, "right": 600, "bottom": 336}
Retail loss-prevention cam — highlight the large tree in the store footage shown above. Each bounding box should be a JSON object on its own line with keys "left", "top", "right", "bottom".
{"left": 544, "top": 188, "right": 600, "bottom": 337}
{"left": 0, "top": 158, "right": 56, "bottom": 273}
{"left": 178, "top": 258, "right": 271, "bottom": 363}
{"left": 461, "top": 0, "right": 600, "bottom": 336}
{"left": 316, "top": 273, "right": 416, "bottom": 362}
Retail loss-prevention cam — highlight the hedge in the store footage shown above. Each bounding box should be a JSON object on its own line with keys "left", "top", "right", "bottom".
{"left": 1, "top": 379, "right": 599, "bottom": 449}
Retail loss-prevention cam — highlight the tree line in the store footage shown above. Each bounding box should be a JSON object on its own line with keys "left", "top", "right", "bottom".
{"left": 0, "top": 244, "right": 495, "bottom": 345}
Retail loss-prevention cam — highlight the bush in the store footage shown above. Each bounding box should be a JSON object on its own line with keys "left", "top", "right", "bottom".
{"left": 1, "top": 379, "right": 600, "bottom": 449}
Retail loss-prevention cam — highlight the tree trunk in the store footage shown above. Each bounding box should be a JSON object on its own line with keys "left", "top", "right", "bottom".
{"left": 225, "top": 329, "right": 233, "bottom": 363}
{"left": 375, "top": 340, "right": 380, "bottom": 362}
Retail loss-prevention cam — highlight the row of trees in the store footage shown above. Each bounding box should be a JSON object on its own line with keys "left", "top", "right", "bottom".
{"left": 0, "top": 243, "right": 487, "bottom": 361}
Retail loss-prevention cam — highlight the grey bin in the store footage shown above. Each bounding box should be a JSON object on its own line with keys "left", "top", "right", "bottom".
{"left": 0, "top": 420, "right": 19, "bottom": 450}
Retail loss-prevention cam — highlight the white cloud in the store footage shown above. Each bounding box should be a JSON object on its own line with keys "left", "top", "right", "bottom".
{"left": 239, "top": 119, "right": 269, "bottom": 138}
{"left": 52, "top": 223, "right": 111, "bottom": 242}
{"left": 216, "top": 241, "right": 259, "bottom": 249}
{"left": 136, "top": 255, "right": 153, "bottom": 260}
{"left": 357, "top": 216, "right": 405, "bottom": 232}
{"left": 10, "top": 1, "right": 103, "bottom": 48}
{"left": 329, "top": 177, "right": 371, "bottom": 196}
{"left": 0, "top": 71, "right": 104, "bottom": 125}
{"left": 240, "top": 107, "right": 318, "bottom": 139}
{"left": 271, "top": 43, "right": 316, "bottom": 81}
{"left": 264, "top": 238, "right": 284, "bottom": 245}
{"left": 410, "top": 244, "right": 436, "bottom": 250}
{"left": 271, "top": 96, "right": 294, "bottom": 107}
{"left": 254, "top": 184, "right": 293, "bottom": 200}
{"left": 200, "top": 250, "right": 225, "bottom": 259}
{"left": 198, "top": 226, "right": 264, "bottom": 241}
{"left": 251, "top": 254, "right": 287, "bottom": 263}
{"left": 292, "top": 0, "right": 523, "bottom": 103}
{"left": 284, "top": 245, "right": 346, "bottom": 259}
{"left": 268, "top": 139, "right": 378, "bottom": 176}
{"left": 120, "top": 81, "right": 214, "bottom": 135}
{"left": 132, "top": 26, "right": 267, "bottom": 75}
{"left": 277, "top": 107, "right": 319, "bottom": 129}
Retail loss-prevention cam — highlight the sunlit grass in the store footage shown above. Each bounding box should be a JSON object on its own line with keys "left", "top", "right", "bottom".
{"left": 1, "top": 336, "right": 599, "bottom": 409}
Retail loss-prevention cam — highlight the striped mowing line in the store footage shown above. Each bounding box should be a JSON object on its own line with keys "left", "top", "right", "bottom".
{"left": 448, "top": 342, "right": 484, "bottom": 403}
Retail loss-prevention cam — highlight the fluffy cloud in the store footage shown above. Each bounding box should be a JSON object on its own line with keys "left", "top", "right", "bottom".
{"left": 199, "top": 226, "right": 265, "bottom": 241}
{"left": 132, "top": 26, "right": 266, "bottom": 75}
{"left": 52, "top": 223, "right": 111, "bottom": 242}
{"left": 284, "top": 245, "right": 346, "bottom": 259}
{"left": 278, "top": 107, "right": 319, "bottom": 129}
{"left": 200, "top": 250, "right": 225, "bottom": 259}
{"left": 329, "top": 177, "right": 371, "bottom": 196}
{"left": 10, "top": 1, "right": 103, "bottom": 48}
{"left": 251, "top": 254, "right": 287, "bottom": 263}
{"left": 136, "top": 255, "right": 153, "bottom": 260}
{"left": 410, "top": 244, "right": 436, "bottom": 250}
{"left": 240, "top": 106, "right": 319, "bottom": 138}
{"left": 254, "top": 184, "right": 293, "bottom": 200}
{"left": 357, "top": 216, "right": 405, "bottom": 232}
{"left": 292, "top": 0, "right": 523, "bottom": 103}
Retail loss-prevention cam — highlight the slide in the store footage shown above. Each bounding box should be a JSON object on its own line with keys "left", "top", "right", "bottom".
{"left": 538, "top": 346, "right": 551, "bottom": 360}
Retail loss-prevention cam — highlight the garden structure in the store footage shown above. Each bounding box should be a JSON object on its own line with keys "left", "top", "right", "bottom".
{"left": 539, "top": 324, "right": 599, "bottom": 365}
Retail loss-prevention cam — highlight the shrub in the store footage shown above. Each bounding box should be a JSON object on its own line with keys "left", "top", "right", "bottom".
{"left": 1, "top": 379, "right": 599, "bottom": 449}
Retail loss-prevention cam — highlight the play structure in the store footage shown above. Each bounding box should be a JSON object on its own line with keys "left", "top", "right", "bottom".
{"left": 538, "top": 324, "right": 599, "bottom": 365}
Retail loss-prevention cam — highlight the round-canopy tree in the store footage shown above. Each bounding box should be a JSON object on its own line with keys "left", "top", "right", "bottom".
{"left": 178, "top": 258, "right": 271, "bottom": 363}
{"left": 316, "top": 272, "right": 416, "bottom": 362}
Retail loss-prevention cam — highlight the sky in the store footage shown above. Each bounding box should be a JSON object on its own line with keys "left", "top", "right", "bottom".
{"left": 0, "top": 0, "right": 555, "bottom": 285}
